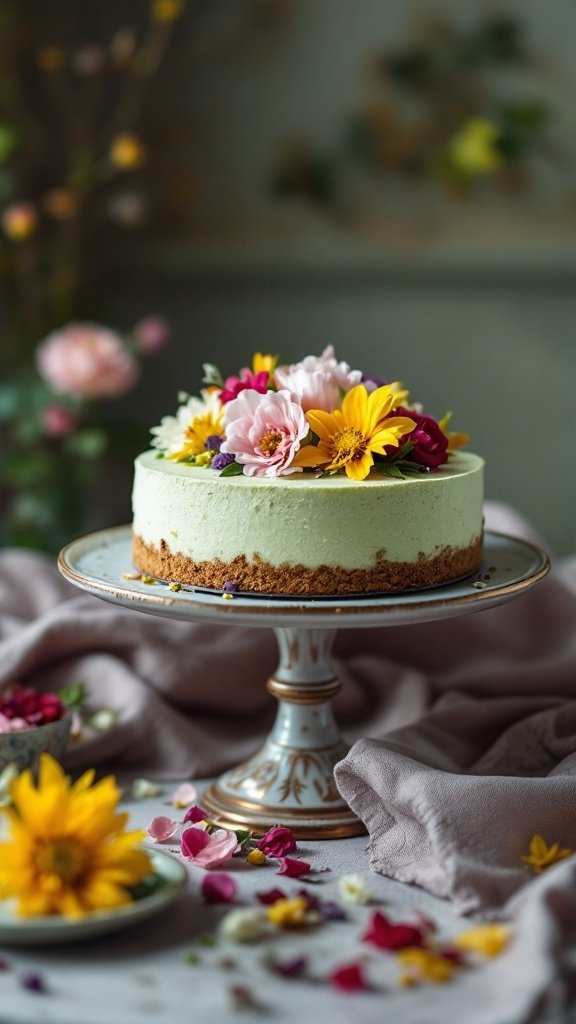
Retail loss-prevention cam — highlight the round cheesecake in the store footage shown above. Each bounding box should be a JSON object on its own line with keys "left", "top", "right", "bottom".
{"left": 131, "top": 450, "right": 484, "bottom": 596}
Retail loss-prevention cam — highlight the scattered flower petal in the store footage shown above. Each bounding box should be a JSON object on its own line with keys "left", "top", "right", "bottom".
{"left": 181, "top": 826, "right": 238, "bottom": 868}
{"left": 255, "top": 887, "right": 286, "bottom": 906}
{"left": 182, "top": 804, "right": 209, "bottom": 824}
{"left": 329, "top": 962, "right": 369, "bottom": 992}
{"left": 21, "top": 973, "right": 47, "bottom": 993}
{"left": 455, "top": 923, "right": 512, "bottom": 959}
{"left": 246, "top": 849, "right": 267, "bottom": 866}
{"left": 266, "top": 897, "right": 318, "bottom": 929}
{"left": 362, "top": 911, "right": 425, "bottom": 951}
{"left": 521, "top": 834, "right": 573, "bottom": 874}
{"left": 145, "top": 816, "right": 179, "bottom": 843}
{"left": 201, "top": 873, "right": 237, "bottom": 904}
{"left": 219, "top": 908, "right": 269, "bottom": 943}
{"left": 319, "top": 900, "right": 348, "bottom": 922}
{"left": 265, "top": 954, "right": 308, "bottom": 979}
{"left": 276, "top": 856, "right": 311, "bottom": 878}
{"left": 131, "top": 778, "right": 163, "bottom": 799}
{"left": 337, "top": 873, "right": 371, "bottom": 906}
{"left": 171, "top": 783, "right": 198, "bottom": 809}
{"left": 228, "top": 984, "right": 258, "bottom": 1011}
{"left": 258, "top": 825, "right": 297, "bottom": 858}
{"left": 396, "top": 947, "right": 456, "bottom": 985}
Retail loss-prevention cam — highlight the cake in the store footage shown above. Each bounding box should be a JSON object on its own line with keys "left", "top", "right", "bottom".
{"left": 132, "top": 347, "right": 484, "bottom": 596}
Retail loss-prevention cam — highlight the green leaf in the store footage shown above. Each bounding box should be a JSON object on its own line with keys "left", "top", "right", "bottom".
{"left": 59, "top": 681, "right": 88, "bottom": 709}
{"left": 128, "top": 872, "right": 169, "bottom": 902}
{"left": 233, "top": 829, "right": 252, "bottom": 849}
{"left": 219, "top": 462, "right": 243, "bottom": 477}
{"left": 392, "top": 440, "right": 414, "bottom": 462}
{"left": 378, "top": 463, "right": 406, "bottom": 479}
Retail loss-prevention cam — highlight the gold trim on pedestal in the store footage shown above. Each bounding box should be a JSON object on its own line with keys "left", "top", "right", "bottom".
{"left": 201, "top": 783, "right": 367, "bottom": 839}
{"left": 266, "top": 676, "right": 341, "bottom": 704}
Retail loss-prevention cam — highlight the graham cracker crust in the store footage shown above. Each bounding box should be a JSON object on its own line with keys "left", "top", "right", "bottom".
{"left": 132, "top": 533, "right": 483, "bottom": 596}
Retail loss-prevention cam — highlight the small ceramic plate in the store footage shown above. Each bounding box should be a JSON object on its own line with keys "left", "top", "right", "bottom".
{"left": 0, "top": 850, "right": 186, "bottom": 946}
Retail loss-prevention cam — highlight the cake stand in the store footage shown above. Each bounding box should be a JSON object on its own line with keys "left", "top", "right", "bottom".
{"left": 58, "top": 528, "right": 549, "bottom": 839}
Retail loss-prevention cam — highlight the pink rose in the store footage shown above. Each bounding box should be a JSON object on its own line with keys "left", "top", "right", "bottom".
{"left": 274, "top": 345, "right": 362, "bottom": 412}
{"left": 220, "top": 389, "right": 308, "bottom": 477}
{"left": 258, "top": 826, "right": 297, "bottom": 858}
{"left": 180, "top": 826, "right": 238, "bottom": 868}
{"left": 134, "top": 316, "right": 171, "bottom": 355}
{"left": 146, "top": 816, "right": 180, "bottom": 843}
{"left": 36, "top": 323, "right": 139, "bottom": 399}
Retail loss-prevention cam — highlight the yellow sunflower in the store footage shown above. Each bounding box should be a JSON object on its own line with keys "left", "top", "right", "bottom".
{"left": 0, "top": 754, "right": 151, "bottom": 919}
{"left": 293, "top": 383, "right": 416, "bottom": 481}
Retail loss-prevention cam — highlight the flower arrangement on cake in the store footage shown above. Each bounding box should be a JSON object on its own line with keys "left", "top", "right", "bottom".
{"left": 150, "top": 346, "right": 469, "bottom": 481}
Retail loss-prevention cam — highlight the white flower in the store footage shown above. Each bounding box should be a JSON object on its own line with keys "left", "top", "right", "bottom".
{"left": 337, "top": 873, "right": 372, "bottom": 905}
{"left": 219, "top": 908, "right": 269, "bottom": 943}
{"left": 171, "top": 782, "right": 198, "bottom": 808}
{"left": 150, "top": 389, "right": 223, "bottom": 458}
{"left": 131, "top": 778, "right": 163, "bottom": 799}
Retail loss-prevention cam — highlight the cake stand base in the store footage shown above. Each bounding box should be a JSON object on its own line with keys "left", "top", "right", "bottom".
{"left": 202, "top": 628, "right": 366, "bottom": 838}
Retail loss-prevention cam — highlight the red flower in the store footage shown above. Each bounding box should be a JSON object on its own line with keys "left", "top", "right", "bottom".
{"left": 329, "top": 962, "right": 368, "bottom": 992}
{"left": 257, "top": 826, "right": 297, "bottom": 858}
{"left": 396, "top": 407, "right": 448, "bottom": 469}
{"left": 362, "top": 911, "right": 425, "bottom": 951}
{"left": 276, "top": 857, "right": 311, "bottom": 878}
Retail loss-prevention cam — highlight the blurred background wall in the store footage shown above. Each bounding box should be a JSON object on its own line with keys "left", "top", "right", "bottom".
{"left": 1, "top": 0, "right": 575, "bottom": 554}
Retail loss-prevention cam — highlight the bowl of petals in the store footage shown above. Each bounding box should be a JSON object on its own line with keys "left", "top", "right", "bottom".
{"left": 0, "top": 683, "right": 73, "bottom": 775}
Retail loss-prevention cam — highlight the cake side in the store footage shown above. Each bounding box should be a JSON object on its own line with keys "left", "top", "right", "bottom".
{"left": 132, "top": 450, "right": 484, "bottom": 595}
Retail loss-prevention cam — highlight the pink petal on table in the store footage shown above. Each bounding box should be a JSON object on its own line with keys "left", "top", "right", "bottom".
{"left": 183, "top": 804, "right": 209, "bottom": 824}
{"left": 181, "top": 827, "right": 238, "bottom": 868}
{"left": 146, "top": 816, "right": 180, "bottom": 843}
{"left": 276, "top": 857, "right": 311, "bottom": 878}
{"left": 201, "top": 872, "right": 237, "bottom": 903}
{"left": 171, "top": 783, "right": 198, "bottom": 808}
{"left": 256, "top": 887, "right": 287, "bottom": 906}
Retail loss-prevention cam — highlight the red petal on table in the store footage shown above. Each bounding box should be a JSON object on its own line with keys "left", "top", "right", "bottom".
{"left": 362, "top": 911, "right": 425, "bottom": 951}
{"left": 201, "top": 872, "right": 237, "bottom": 904}
{"left": 329, "top": 963, "right": 368, "bottom": 992}
{"left": 276, "top": 857, "right": 311, "bottom": 878}
{"left": 255, "top": 887, "right": 287, "bottom": 905}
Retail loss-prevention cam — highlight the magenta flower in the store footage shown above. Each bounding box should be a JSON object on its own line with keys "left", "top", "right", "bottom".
{"left": 395, "top": 407, "right": 448, "bottom": 469}
{"left": 146, "top": 816, "right": 179, "bottom": 843}
{"left": 257, "top": 826, "right": 297, "bottom": 858}
{"left": 220, "top": 370, "right": 269, "bottom": 404}
{"left": 37, "top": 323, "right": 139, "bottom": 399}
{"left": 276, "top": 857, "right": 311, "bottom": 878}
{"left": 220, "top": 389, "right": 308, "bottom": 477}
{"left": 274, "top": 345, "right": 362, "bottom": 412}
{"left": 180, "top": 826, "right": 238, "bottom": 868}
{"left": 201, "top": 872, "right": 237, "bottom": 904}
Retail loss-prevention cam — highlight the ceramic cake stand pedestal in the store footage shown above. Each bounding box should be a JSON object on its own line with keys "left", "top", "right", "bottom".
{"left": 59, "top": 528, "right": 549, "bottom": 839}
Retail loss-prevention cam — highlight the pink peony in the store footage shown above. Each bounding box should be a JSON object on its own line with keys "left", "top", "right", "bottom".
{"left": 41, "top": 404, "right": 77, "bottom": 439}
{"left": 36, "top": 323, "right": 139, "bottom": 399}
{"left": 145, "top": 816, "right": 180, "bottom": 843}
{"left": 220, "top": 389, "right": 308, "bottom": 477}
{"left": 220, "top": 369, "right": 270, "bottom": 404}
{"left": 274, "top": 345, "right": 362, "bottom": 413}
{"left": 258, "top": 826, "right": 297, "bottom": 858}
{"left": 180, "top": 826, "right": 238, "bottom": 868}
{"left": 134, "top": 316, "right": 171, "bottom": 355}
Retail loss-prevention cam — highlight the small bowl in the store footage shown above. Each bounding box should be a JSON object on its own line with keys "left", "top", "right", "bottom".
{"left": 0, "top": 715, "right": 72, "bottom": 775}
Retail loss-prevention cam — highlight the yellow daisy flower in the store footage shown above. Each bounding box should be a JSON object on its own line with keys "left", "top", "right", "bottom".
{"left": 438, "top": 412, "right": 470, "bottom": 453}
{"left": 293, "top": 383, "right": 416, "bottom": 481}
{"left": 0, "top": 754, "right": 151, "bottom": 919}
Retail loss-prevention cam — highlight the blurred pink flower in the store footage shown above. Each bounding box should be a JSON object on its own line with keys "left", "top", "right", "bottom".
{"left": 134, "top": 316, "right": 171, "bottom": 355}
{"left": 145, "top": 816, "right": 179, "bottom": 843}
{"left": 274, "top": 345, "right": 362, "bottom": 413}
{"left": 220, "top": 389, "right": 308, "bottom": 477}
{"left": 37, "top": 323, "right": 139, "bottom": 399}
{"left": 201, "top": 872, "right": 237, "bottom": 904}
{"left": 41, "top": 404, "right": 77, "bottom": 439}
{"left": 258, "top": 826, "right": 297, "bottom": 858}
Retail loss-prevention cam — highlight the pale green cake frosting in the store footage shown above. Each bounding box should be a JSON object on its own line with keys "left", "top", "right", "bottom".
{"left": 132, "top": 450, "right": 484, "bottom": 571}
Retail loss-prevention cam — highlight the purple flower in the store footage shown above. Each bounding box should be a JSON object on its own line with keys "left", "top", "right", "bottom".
{"left": 206, "top": 434, "right": 223, "bottom": 452}
{"left": 222, "top": 581, "right": 238, "bottom": 594}
{"left": 212, "top": 451, "right": 235, "bottom": 471}
{"left": 395, "top": 407, "right": 448, "bottom": 469}
{"left": 21, "top": 973, "right": 47, "bottom": 993}
{"left": 362, "top": 370, "right": 389, "bottom": 391}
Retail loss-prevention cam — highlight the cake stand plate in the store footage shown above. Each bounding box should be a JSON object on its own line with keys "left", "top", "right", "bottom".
{"left": 59, "top": 528, "right": 549, "bottom": 839}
